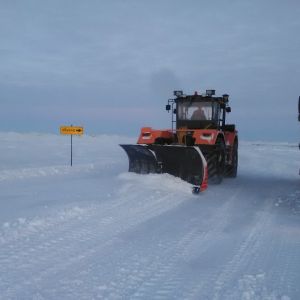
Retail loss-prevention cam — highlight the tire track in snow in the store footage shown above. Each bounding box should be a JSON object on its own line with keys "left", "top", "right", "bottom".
{"left": 0, "top": 181, "right": 237, "bottom": 299}
{"left": 212, "top": 205, "right": 274, "bottom": 300}
{"left": 0, "top": 181, "right": 189, "bottom": 299}
{"left": 101, "top": 189, "right": 241, "bottom": 299}
{"left": 260, "top": 188, "right": 300, "bottom": 299}
{"left": 177, "top": 187, "right": 247, "bottom": 300}
{"left": 209, "top": 180, "right": 298, "bottom": 300}
{"left": 271, "top": 234, "right": 299, "bottom": 298}
{"left": 108, "top": 228, "right": 202, "bottom": 300}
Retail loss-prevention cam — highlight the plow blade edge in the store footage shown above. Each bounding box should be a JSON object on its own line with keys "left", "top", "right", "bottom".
{"left": 120, "top": 144, "right": 207, "bottom": 187}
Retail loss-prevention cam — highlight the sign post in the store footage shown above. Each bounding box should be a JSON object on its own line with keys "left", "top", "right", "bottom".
{"left": 60, "top": 125, "right": 84, "bottom": 166}
{"left": 71, "top": 133, "right": 73, "bottom": 166}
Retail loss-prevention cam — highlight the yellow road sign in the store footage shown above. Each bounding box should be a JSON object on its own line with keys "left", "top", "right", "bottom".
{"left": 60, "top": 126, "right": 84, "bottom": 135}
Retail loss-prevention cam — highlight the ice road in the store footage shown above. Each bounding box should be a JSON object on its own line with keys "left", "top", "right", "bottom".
{"left": 0, "top": 133, "right": 299, "bottom": 300}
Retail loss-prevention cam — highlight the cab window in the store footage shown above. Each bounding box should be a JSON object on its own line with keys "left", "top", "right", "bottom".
{"left": 178, "top": 102, "right": 213, "bottom": 121}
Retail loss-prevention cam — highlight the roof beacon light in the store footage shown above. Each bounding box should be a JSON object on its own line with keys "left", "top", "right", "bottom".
{"left": 173, "top": 90, "right": 183, "bottom": 97}
{"left": 206, "top": 89, "right": 215, "bottom": 96}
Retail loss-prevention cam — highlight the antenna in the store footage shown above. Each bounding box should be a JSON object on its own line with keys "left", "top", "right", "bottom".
{"left": 166, "top": 98, "right": 176, "bottom": 132}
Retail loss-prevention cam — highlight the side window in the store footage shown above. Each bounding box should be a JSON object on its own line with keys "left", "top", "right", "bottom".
{"left": 212, "top": 103, "right": 220, "bottom": 122}
{"left": 178, "top": 104, "right": 187, "bottom": 119}
{"left": 202, "top": 105, "right": 212, "bottom": 120}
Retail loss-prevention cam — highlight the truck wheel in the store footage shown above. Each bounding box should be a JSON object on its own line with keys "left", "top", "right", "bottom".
{"left": 208, "top": 137, "right": 226, "bottom": 184}
{"left": 226, "top": 141, "right": 238, "bottom": 177}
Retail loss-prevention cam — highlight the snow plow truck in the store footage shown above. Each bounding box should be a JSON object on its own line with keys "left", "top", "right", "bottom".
{"left": 121, "top": 90, "right": 238, "bottom": 193}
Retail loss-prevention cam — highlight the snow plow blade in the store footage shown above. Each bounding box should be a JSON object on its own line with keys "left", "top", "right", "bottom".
{"left": 120, "top": 144, "right": 160, "bottom": 174}
{"left": 120, "top": 144, "right": 208, "bottom": 191}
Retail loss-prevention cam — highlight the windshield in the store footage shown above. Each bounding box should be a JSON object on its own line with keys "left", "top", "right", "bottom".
{"left": 178, "top": 101, "right": 214, "bottom": 121}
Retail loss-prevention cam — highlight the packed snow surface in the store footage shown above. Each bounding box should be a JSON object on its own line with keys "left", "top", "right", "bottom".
{"left": 0, "top": 132, "right": 299, "bottom": 300}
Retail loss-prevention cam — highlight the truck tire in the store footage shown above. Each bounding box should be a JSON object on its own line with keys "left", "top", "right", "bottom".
{"left": 208, "top": 137, "right": 226, "bottom": 184}
{"left": 226, "top": 141, "right": 238, "bottom": 178}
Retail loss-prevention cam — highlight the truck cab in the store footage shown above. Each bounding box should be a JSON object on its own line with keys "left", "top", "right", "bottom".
{"left": 174, "top": 91, "right": 231, "bottom": 131}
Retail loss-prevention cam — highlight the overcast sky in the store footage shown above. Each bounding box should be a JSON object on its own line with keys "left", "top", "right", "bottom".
{"left": 1, "top": 0, "right": 299, "bottom": 141}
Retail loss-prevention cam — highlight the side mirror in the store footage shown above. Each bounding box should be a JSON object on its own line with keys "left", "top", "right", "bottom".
{"left": 166, "top": 104, "right": 171, "bottom": 111}
{"left": 226, "top": 107, "right": 231, "bottom": 113}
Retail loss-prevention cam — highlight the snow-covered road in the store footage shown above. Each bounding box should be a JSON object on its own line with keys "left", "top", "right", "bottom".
{"left": 0, "top": 133, "right": 299, "bottom": 299}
